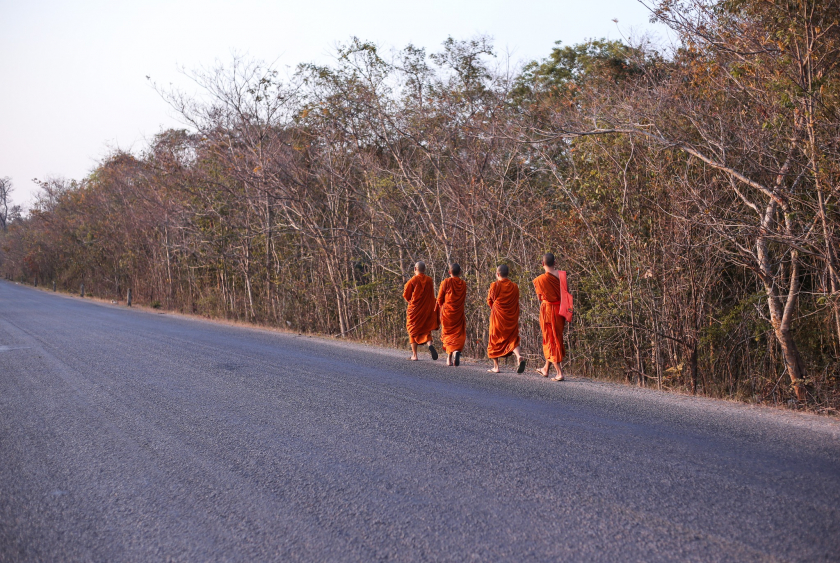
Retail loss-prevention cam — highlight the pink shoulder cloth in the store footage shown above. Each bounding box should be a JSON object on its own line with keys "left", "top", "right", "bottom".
{"left": 558, "top": 271, "right": 573, "bottom": 322}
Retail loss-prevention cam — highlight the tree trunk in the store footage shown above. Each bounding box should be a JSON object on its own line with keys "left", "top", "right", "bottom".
{"left": 774, "top": 324, "right": 806, "bottom": 401}
{"left": 689, "top": 343, "right": 698, "bottom": 395}
{"left": 244, "top": 240, "right": 255, "bottom": 320}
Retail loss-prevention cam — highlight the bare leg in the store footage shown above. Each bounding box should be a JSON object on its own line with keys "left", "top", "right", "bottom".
{"left": 551, "top": 361, "right": 564, "bottom": 381}
{"left": 536, "top": 360, "right": 550, "bottom": 377}
{"left": 488, "top": 359, "right": 500, "bottom": 373}
{"left": 446, "top": 352, "right": 453, "bottom": 366}
{"left": 409, "top": 342, "right": 419, "bottom": 361}
{"left": 513, "top": 347, "right": 526, "bottom": 373}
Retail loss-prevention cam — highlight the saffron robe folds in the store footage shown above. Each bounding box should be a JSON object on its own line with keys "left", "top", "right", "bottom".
{"left": 533, "top": 271, "right": 572, "bottom": 363}
{"left": 437, "top": 277, "right": 467, "bottom": 353}
{"left": 486, "top": 278, "right": 520, "bottom": 359}
{"left": 403, "top": 274, "right": 439, "bottom": 344}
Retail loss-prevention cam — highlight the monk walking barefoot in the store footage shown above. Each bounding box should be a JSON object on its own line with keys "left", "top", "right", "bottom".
{"left": 486, "top": 264, "right": 526, "bottom": 374}
{"left": 403, "top": 261, "right": 440, "bottom": 361}
{"left": 437, "top": 263, "right": 467, "bottom": 367}
{"left": 533, "top": 252, "right": 573, "bottom": 381}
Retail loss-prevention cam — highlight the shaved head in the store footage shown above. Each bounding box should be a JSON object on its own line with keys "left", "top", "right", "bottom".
{"left": 450, "top": 263, "right": 461, "bottom": 276}
{"left": 497, "top": 264, "right": 509, "bottom": 278}
{"left": 415, "top": 261, "right": 426, "bottom": 273}
{"left": 543, "top": 253, "right": 556, "bottom": 267}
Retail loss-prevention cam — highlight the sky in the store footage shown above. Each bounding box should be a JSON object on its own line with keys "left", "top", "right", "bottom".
{"left": 0, "top": 0, "right": 667, "bottom": 206}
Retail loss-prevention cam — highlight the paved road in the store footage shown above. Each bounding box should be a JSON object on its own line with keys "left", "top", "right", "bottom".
{"left": 1, "top": 281, "right": 839, "bottom": 562}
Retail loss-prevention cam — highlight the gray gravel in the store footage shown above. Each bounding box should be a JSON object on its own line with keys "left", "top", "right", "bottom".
{"left": 1, "top": 280, "right": 839, "bottom": 562}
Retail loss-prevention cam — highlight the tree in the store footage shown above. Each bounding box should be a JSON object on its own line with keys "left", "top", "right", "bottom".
{"left": 526, "top": 0, "right": 840, "bottom": 400}
{"left": 0, "top": 177, "right": 12, "bottom": 232}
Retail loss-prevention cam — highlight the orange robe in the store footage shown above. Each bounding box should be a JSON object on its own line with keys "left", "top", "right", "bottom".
{"left": 437, "top": 277, "right": 467, "bottom": 353}
{"left": 533, "top": 271, "right": 570, "bottom": 363}
{"left": 486, "top": 279, "right": 520, "bottom": 359}
{"left": 403, "top": 273, "right": 439, "bottom": 345}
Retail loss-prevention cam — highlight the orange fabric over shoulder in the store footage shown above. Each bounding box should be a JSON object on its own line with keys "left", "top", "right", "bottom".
{"left": 437, "top": 277, "right": 467, "bottom": 353}
{"left": 486, "top": 279, "right": 520, "bottom": 359}
{"left": 403, "top": 274, "right": 439, "bottom": 345}
{"left": 532, "top": 272, "right": 567, "bottom": 363}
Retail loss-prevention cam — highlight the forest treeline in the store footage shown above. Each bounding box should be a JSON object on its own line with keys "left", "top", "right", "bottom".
{"left": 2, "top": 0, "right": 839, "bottom": 410}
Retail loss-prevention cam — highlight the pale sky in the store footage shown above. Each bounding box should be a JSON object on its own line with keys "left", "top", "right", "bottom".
{"left": 1, "top": 0, "right": 665, "bottom": 206}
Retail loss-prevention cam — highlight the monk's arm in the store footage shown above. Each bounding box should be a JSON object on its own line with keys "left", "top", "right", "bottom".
{"left": 437, "top": 281, "right": 447, "bottom": 308}
{"left": 403, "top": 279, "right": 413, "bottom": 302}
{"left": 533, "top": 279, "right": 545, "bottom": 302}
{"left": 486, "top": 284, "right": 495, "bottom": 308}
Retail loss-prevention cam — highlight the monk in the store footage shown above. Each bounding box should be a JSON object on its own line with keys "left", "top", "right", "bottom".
{"left": 486, "top": 264, "right": 526, "bottom": 374}
{"left": 437, "top": 263, "right": 467, "bottom": 366}
{"left": 533, "top": 252, "right": 573, "bottom": 381}
{"left": 403, "top": 261, "right": 439, "bottom": 361}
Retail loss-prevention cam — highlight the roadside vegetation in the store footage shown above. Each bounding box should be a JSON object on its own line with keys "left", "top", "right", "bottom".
{"left": 2, "top": 0, "right": 838, "bottom": 411}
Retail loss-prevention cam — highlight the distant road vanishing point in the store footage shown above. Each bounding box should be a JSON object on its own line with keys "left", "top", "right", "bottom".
{"left": 1, "top": 281, "right": 839, "bottom": 562}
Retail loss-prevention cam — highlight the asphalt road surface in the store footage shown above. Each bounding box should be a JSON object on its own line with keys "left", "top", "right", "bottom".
{"left": 1, "top": 281, "right": 839, "bottom": 562}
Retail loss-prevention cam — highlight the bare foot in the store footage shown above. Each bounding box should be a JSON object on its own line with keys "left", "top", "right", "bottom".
{"left": 536, "top": 368, "right": 549, "bottom": 377}
{"left": 487, "top": 367, "right": 500, "bottom": 373}
{"left": 408, "top": 356, "right": 419, "bottom": 361}
{"left": 551, "top": 375, "right": 565, "bottom": 381}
